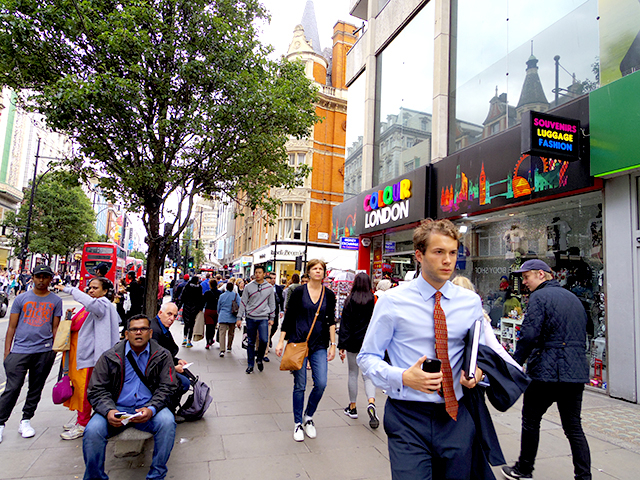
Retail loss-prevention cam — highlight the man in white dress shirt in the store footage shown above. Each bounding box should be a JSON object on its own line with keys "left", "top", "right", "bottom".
{"left": 358, "top": 219, "right": 485, "bottom": 480}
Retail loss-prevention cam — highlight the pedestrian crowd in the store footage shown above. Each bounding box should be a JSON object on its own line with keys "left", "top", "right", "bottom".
{"left": 0, "top": 218, "right": 594, "bottom": 480}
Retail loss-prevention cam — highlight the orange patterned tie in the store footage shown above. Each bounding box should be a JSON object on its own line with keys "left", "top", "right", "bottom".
{"left": 434, "top": 291, "right": 458, "bottom": 421}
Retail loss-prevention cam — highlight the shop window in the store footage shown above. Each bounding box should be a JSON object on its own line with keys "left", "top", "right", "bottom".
{"left": 454, "top": 192, "right": 606, "bottom": 390}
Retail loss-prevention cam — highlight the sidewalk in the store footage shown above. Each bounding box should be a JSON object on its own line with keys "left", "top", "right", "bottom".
{"left": 0, "top": 313, "right": 638, "bottom": 479}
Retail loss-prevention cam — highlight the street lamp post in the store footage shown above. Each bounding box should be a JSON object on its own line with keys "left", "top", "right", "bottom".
{"left": 20, "top": 137, "right": 65, "bottom": 271}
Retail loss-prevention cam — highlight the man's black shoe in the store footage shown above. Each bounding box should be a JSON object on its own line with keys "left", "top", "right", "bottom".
{"left": 245, "top": 366, "right": 254, "bottom": 374}
{"left": 501, "top": 465, "right": 532, "bottom": 480}
{"left": 257, "top": 361, "right": 264, "bottom": 372}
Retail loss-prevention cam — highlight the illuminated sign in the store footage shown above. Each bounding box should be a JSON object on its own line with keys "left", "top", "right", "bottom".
{"left": 363, "top": 179, "right": 412, "bottom": 228}
{"left": 522, "top": 111, "right": 581, "bottom": 161}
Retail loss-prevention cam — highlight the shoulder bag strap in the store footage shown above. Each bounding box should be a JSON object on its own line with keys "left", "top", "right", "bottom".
{"left": 305, "top": 286, "right": 325, "bottom": 343}
{"left": 126, "top": 350, "right": 153, "bottom": 391}
{"left": 59, "top": 351, "right": 70, "bottom": 380}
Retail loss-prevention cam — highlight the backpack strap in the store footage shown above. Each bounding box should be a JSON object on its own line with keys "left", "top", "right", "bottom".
{"left": 126, "top": 350, "right": 153, "bottom": 391}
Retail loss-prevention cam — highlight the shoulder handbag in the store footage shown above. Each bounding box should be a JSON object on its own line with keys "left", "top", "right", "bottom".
{"left": 53, "top": 311, "right": 73, "bottom": 352}
{"left": 280, "top": 287, "right": 325, "bottom": 371}
{"left": 52, "top": 351, "right": 74, "bottom": 404}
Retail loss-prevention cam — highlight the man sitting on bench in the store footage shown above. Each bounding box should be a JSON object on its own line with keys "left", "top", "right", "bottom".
{"left": 83, "top": 314, "right": 178, "bottom": 480}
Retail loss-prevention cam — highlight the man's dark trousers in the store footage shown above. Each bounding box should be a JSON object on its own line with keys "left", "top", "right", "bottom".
{"left": 246, "top": 317, "right": 268, "bottom": 368}
{"left": 516, "top": 380, "right": 591, "bottom": 479}
{"left": 0, "top": 351, "right": 56, "bottom": 424}
{"left": 384, "top": 398, "right": 475, "bottom": 480}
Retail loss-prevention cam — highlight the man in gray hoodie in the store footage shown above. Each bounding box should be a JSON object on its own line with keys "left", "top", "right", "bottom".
{"left": 238, "top": 265, "right": 275, "bottom": 374}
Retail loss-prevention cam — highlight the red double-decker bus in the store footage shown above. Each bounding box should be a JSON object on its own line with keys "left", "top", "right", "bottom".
{"left": 79, "top": 242, "right": 127, "bottom": 289}
{"left": 125, "top": 257, "right": 144, "bottom": 282}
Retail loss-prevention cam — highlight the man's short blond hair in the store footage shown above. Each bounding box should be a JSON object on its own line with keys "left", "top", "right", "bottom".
{"left": 413, "top": 219, "right": 460, "bottom": 254}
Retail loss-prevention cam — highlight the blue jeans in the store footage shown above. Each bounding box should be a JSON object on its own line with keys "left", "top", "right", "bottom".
{"left": 176, "top": 372, "right": 190, "bottom": 393}
{"left": 83, "top": 407, "right": 176, "bottom": 480}
{"left": 246, "top": 317, "right": 269, "bottom": 368}
{"left": 292, "top": 348, "right": 328, "bottom": 424}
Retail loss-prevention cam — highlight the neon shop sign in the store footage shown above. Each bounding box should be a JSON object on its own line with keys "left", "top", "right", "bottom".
{"left": 522, "top": 111, "right": 581, "bottom": 162}
{"left": 363, "top": 179, "right": 412, "bottom": 229}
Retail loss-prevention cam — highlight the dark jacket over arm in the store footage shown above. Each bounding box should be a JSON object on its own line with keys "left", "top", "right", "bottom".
{"left": 88, "top": 339, "right": 179, "bottom": 417}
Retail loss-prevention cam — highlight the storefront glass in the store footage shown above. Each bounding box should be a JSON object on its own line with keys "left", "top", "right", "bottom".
{"left": 454, "top": 192, "right": 606, "bottom": 390}
{"left": 344, "top": 72, "right": 366, "bottom": 196}
{"left": 383, "top": 229, "right": 416, "bottom": 282}
{"left": 450, "top": 0, "right": 599, "bottom": 152}
{"left": 374, "top": 2, "right": 434, "bottom": 186}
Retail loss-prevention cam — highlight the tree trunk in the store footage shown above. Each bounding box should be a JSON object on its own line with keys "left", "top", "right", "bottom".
{"left": 145, "top": 240, "right": 162, "bottom": 319}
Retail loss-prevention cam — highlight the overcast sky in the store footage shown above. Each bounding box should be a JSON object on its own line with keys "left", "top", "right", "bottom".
{"left": 257, "top": 0, "right": 359, "bottom": 57}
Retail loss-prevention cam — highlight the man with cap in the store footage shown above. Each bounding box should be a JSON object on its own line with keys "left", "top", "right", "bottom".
{"left": 502, "top": 259, "right": 591, "bottom": 480}
{"left": 0, "top": 265, "right": 62, "bottom": 443}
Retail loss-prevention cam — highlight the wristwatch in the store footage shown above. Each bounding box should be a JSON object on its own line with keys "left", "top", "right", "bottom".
{"left": 329, "top": 342, "right": 337, "bottom": 346}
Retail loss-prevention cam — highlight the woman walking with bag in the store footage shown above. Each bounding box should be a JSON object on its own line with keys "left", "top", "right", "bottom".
{"left": 54, "top": 277, "right": 120, "bottom": 439}
{"left": 217, "top": 282, "right": 241, "bottom": 356}
{"left": 275, "top": 259, "right": 337, "bottom": 442}
{"left": 338, "top": 272, "right": 380, "bottom": 428}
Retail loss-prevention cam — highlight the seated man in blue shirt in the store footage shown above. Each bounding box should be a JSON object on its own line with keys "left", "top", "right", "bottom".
{"left": 83, "top": 314, "right": 178, "bottom": 480}
{"left": 358, "top": 219, "right": 485, "bottom": 480}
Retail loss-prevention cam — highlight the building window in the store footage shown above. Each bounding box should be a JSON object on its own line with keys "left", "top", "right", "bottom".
{"left": 374, "top": 2, "right": 434, "bottom": 186}
{"left": 280, "top": 202, "right": 303, "bottom": 240}
{"left": 288, "top": 153, "right": 306, "bottom": 167}
{"left": 450, "top": 0, "right": 599, "bottom": 152}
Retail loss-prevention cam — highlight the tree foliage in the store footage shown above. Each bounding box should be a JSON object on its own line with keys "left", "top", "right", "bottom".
{"left": 3, "top": 171, "right": 97, "bottom": 261}
{"left": 129, "top": 250, "right": 146, "bottom": 261}
{"left": 0, "top": 0, "right": 318, "bottom": 314}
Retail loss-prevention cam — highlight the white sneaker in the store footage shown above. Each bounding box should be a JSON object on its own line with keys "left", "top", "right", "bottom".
{"left": 18, "top": 419, "right": 35, "bottom": 438}
{"left": 63, "top": 421, "right": 77, "bottom": 431}
{"left": 60, "top": 424, "right": 85, "bottom": 440}
{"left": 293, "top": 423, "right": 304, "bottom": 442}
{"left": 303, "top": 419, "right": 316, "bottom": 439}
{"left": 0, "top": 425, "right": 4, "bottom": 443}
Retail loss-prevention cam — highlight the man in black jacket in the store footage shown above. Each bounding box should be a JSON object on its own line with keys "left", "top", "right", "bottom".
{"left": 151, "top": 302, "right": 191, "bottom": 410}
{"left": 83, "top": 315, "right": 178, "bottom": 480}
{"left": 502, "top": 259, "right": 591, "bottom": 480}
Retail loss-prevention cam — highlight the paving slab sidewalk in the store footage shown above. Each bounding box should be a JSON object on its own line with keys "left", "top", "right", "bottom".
{"left": 1, "top": 297, "right": 638, "bottom": 479}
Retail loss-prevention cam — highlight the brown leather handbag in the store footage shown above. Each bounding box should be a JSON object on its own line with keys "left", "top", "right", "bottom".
{"left": 280, "top": 287, "right": 325, "bottom": 371}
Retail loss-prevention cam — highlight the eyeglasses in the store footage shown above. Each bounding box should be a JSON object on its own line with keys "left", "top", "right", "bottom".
{"left": 127, "top": 327, "right": 151, "bottom": 333}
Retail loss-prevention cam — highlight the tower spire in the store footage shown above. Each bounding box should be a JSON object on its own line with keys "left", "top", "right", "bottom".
{"left": 300, "top": 0, "right": 322, "bottom": 54}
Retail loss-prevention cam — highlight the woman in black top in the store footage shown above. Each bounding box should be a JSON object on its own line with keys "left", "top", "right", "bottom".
{"left": 180, "top": 276, "right": 203, "bottom": 348}
{"left": 338, "top": 272, "right": 379, "bottom": 428}
{"left": 203, "top": 279, "right": 221, "bottom": 350}
{"left": 276, "top": 259, "right": 337, "bottom": 442}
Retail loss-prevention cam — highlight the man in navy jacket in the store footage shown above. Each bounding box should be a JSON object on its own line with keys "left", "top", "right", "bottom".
{"left": 502, "top": 259, "right": 591, "bottom": 480}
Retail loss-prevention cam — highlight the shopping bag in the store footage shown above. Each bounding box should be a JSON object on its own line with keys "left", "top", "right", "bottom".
{"left": 53, "top": 319, "right": 72, "bottom": 352}
{"left": 193, "top": 311, "right": 205, "bottom": 342}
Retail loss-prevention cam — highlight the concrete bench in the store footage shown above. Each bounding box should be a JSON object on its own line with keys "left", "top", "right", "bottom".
{"left": 109, "top": 428, "right": 153, "bottom": 458}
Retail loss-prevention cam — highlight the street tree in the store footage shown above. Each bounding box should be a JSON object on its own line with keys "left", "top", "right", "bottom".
{"left": 0, "top": 0, "right": 318, "bottom": 314}
{"left": 3, "top": 171, "right": 97, "bottom": 268}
